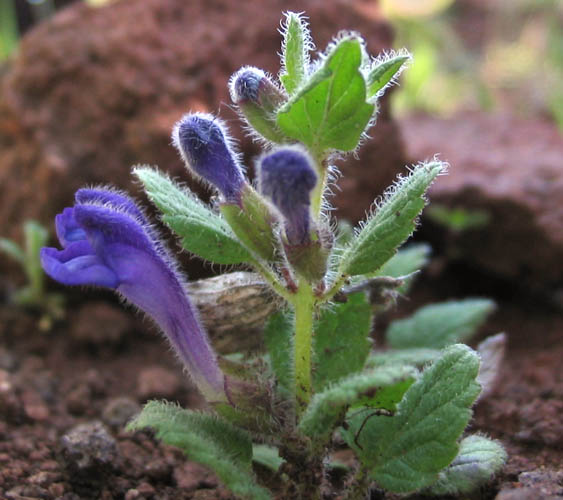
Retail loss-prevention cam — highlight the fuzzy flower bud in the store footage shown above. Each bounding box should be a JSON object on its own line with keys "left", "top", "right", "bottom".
{"left": 229, "top": 67, "right": 287, "bottom": 143}
{"left": 172, "top": 113, "right": 245, "bottom": 202}
{"left": 259, "top": 147, "right": 317, "bottom": 246}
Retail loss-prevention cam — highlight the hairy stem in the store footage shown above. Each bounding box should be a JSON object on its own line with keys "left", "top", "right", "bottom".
{"left": 249, "top": 257, "right": 293, "bottom": 302}
{"left": 310, "top": 154, "right": 328, "bottom": 217}
{"left": 293, "top": 281, "right": 315, "bottom": 413}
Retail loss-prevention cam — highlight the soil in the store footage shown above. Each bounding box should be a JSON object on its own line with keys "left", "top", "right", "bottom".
{"left": 1, "top": 260, "right": 561, "bottom": 500}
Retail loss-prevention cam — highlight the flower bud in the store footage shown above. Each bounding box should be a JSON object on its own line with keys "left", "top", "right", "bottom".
{"left": 229, "top": 67, "right": 287, "bottom": 143}
{"left": 172, "top": 113, "right": 245, "bottom": 202}
{"left": 259, "top": 147, "right": 317, "bottom": 246}
{"left": 259, "top": 147, "right": 330, "bottom": 282}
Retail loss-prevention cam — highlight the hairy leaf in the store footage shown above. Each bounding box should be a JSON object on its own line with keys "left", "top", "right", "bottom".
{"left": 366, "top": 348, "right": 440, "bottom": 369}
{"left": 252, "top": 444, "right": 285, "bottom": 472}
{"left": 372, "top": 242, "right": 431, "bottom": 294}
{"left": 387, "top": 299, "right": 496, "bottom": 350}
{"left": 313, "top": 292, "right": 373, "bottom": 391}
{"left": 280, "top": 12, "right": 311, "bottom": 94}
{"left": 428, "top": 435, "right": 507, "bottom": 495}
{"left": 134, "top": 167, "right": 252, "bottom": 265}
{"left": 339, "top": 162, "right": 444, "bottom": 276}
{"left": 263, "top": 310, "right": 293, "bottom": 394}
{"left": 277, "top": 37, "right": 374, "bottom": 153}
{"left": 128, "top": 401, "right": 270, "bottom": 500}
{"left": 343, "top": 344, "right": 481, "bottom": 493}
{"left": 366, "top": 53, "right": 411, "bottom": 98}
{"left": 299, "top": 365, "right": 416, "bottom": 445}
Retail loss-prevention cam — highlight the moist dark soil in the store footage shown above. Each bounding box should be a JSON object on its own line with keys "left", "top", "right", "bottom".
{"left": 0, "top": 262, "right": 562, "bottom": 500}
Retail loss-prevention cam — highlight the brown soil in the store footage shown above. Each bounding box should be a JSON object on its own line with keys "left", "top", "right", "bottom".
{"left": 1, "top": 263, "right": 561, "bottom": 500}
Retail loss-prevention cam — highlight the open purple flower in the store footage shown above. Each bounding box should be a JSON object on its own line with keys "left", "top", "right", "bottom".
{"left": 41, "top": 188, "right": 227, "bottom": 403}
{"left": 172, "top": 113, "right": 246, "bottom": 203}
{"left": 259, "top": 147, "right": 317, "bottom": 245}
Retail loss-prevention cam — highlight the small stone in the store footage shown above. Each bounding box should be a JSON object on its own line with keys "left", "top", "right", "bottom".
{"left": 28, "top": 471, "right": 62, "bottom": 486}
{"left": 5, "top": 483, "right": 50, "bottom": 499}
{"left": 102, "top": 396, "right": 141, "bottom": 430}
{"left": 125, "top": 482, "right": 155, "bottom": 499}
{"left": 137, "top": 366, "right": 180, "bottom": 400}
{"left": 21, "top": 389, "right": 49, "bottom": 421}
{"left": 48, "top": 482, "right": 66, "bottom": 497}
{"left": 59, "top": 421, "right": 118, "bottom": 484}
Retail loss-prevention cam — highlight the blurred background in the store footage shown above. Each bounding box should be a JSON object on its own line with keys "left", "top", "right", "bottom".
{"left": 0, "top": 1, "right": 562, "bottom": 498}
{"left": 1, "top": 0, "right": 562, "bottom": 295}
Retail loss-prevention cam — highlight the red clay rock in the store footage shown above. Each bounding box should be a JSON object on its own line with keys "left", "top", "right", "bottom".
{"left": 401, "top": 112, "right": 563, "bottom": 292}
{"left": 0, "top": 0, "right": 402, "bottom": 258}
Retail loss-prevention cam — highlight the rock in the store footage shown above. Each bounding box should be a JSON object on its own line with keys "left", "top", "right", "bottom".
{"left": 401, "top": 112, "right": 563, "bottom": 293}
{"left": 518, "top": 468, "right": 563, "bottom": 497}
{"left": 71, "top": 302, "right": 132, "bottom": 345}
{"left": 102, "top": 397, "right": 141, "bottom": 430}
{"left": 0, "top": 0, "right": 403, "bottom": 279}
{"left": 495, "top": 487, "right": 546, "bottom": 500}
{"left": 59, "top": 421, "right": 118, "bottom": 493}
{"left": 136, "top": 366, "right": 181, "bottom": 401}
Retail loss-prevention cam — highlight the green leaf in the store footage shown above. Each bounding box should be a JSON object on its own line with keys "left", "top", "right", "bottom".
{"left": 313, "top": 292, "right": 373, "bottom": 391}
{"left": 0, "top": 238, "right": 24, "bottom": 265}
{"left": 339, "top": 161, "right": 444, "bottom": 276}
{"left": 263, "top": 310, "right": 293, "bottom": 395}
{"left": 299, "top": 365, "right": 416, "bottom": 445}
{"left": 366, "top": 348, "right": 440, "bottom": 370}
{"left": 23, "top": 220, "right": 48, "bottom": 295}
{"left": 134, "top": 167, "right": 252, "bottom": 265}
{"left": 428, "top": 435, "right": 507, "bottom": 495}
{"left": 371, "top": 243, "right": 431, "bottom": 294}
{"left": 373, "top": 243, "right": 430, "bottom": 278}
{"left": 387, "top": 299, "right": 496, "bottom": 350}
{"left": 277, "top": 37, "right": 375, "bottom": 153}
{"left": 366, "top": 52, "right": 411, "bottom": 99}
{"left": 343, "top": 344, "right": 481, "bottom": 493}
{"left": 252, "top": 444, "right": 285, "bottom": 472}
{"left": 128, "top": 401, "right": 271, "bottom": 500}
{"left": 280, "top": 12, "right": 311, "bottom": 94}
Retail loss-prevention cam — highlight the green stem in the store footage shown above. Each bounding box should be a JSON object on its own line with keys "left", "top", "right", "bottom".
{"left": 293, "top": 281, "right": 315, "bottom": 413}
{"left": 310, "top": 154, "right": 328, "bottom": 217}
{"left": 249, "top": 258, "right": 293, "bottom": 302}
{"left": 320, "top": 273, "right": 348, "bottom": 304}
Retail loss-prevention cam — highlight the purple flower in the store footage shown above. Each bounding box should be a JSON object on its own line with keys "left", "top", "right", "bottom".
{"left": 259, "top": 147, "right": 317, "bottom": 245}
{"left": 41, "top": 189, "right": 227, "bottom": 403}
{"left": 172, "top": 113, "right": 245, "bottom": 203}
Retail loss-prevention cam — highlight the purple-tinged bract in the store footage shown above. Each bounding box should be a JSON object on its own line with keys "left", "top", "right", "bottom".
{"left": 259, "top": 147, "right": 317, "bottom": 245}
{"left": 172, "top": 113, "right": 245, "bottom": 203}
{"left": 41, "top": 189, "right": 227, "bottom": 403}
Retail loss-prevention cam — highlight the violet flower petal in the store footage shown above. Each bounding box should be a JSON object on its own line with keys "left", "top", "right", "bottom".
{"left": 43, "top": 192, "right": 227, "bottom": 402}
{"left": 40, "top": 241, "right": 118, "bottom": 287}
{"left": 75, "top": 188, "right": 148, "bottom": 222}
{"left": 55, "top": 207, "right": 87, "bottom": 248}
